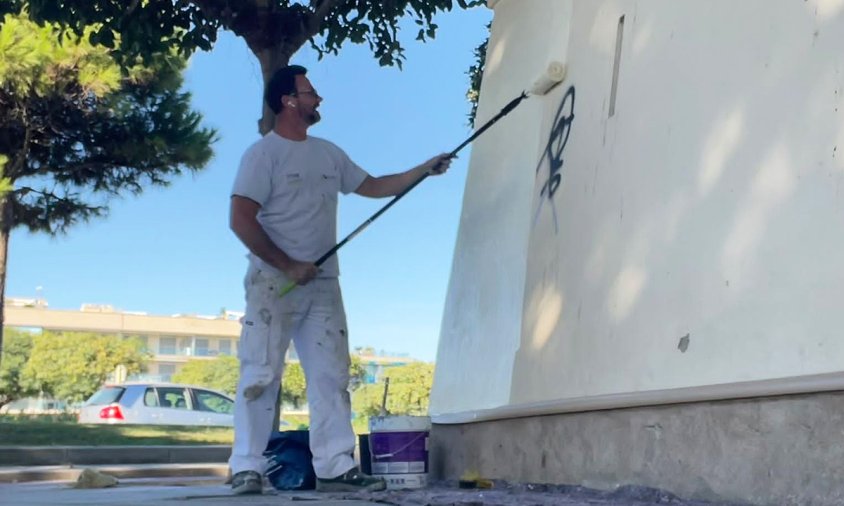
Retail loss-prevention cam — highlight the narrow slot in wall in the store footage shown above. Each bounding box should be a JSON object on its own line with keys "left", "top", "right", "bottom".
{"left": 609, "top": 15, "right": 625, "bottom": 117}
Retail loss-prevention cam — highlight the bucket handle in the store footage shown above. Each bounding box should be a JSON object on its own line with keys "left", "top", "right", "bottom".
{"left": 372, "top": 432, "right": 427, "bottom": 460}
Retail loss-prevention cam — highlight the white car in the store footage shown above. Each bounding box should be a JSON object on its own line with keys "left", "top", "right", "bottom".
{"left": 77, "top": 383, "right": 234, "bottom": 427}
{"left": 0, "top": 397, "right": 71, "bottom": 415}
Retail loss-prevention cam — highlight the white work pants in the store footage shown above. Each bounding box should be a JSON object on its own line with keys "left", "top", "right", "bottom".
{"left": 228, "top": 265, "right": 356, "bottom": 479}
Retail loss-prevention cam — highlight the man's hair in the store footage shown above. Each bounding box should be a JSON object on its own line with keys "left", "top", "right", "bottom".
{"left": 265, "top": 65, "right": 308, "bottom": 114}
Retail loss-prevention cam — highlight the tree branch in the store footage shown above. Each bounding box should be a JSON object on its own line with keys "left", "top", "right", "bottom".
{"left": 124, "top": 0, "right": 141, "bottom": 18}
{"left": 307, "top": 0, "right": 348, "bottom": 38}
{"left": 15, "top": 186, "right": 62, "bottom": 201}
{"left": 14, "top": 185, "right": 105, "bottom": 216}
{"left": 190, "top": 0, "right": 255, "bottom": 31}
{"left": 9, "top": 119, "right": 32, "bottom": 181}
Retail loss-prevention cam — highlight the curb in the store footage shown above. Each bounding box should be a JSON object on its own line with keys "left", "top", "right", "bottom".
{"left": 0, "top": 463, "right": 229, "bottom": 484}
{"left": 0, "top": 445, "right": 230, "bottom": 466}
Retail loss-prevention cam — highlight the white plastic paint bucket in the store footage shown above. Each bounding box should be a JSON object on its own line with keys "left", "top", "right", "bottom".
{"left": 368, "top": 415, "right": 431, "bottom": 489}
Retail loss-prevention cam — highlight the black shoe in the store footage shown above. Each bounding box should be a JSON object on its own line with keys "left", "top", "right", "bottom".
{"left": 316, "top": 467, "right": 387, "bottom": 492}
{"left": 231, "top": 470, "right": 263, "bottom": 495}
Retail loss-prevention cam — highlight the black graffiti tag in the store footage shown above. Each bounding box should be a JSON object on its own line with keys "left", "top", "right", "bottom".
{"left": 536, "top": 86, "right": 575, "bottom": 200}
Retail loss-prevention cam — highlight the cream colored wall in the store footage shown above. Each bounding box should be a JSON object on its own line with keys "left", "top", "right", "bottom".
{"left": 432, "top": 0, "right": 844, "bottom": 418}
{"left": 431, "top": 0, "right": 575, "bottom": 414}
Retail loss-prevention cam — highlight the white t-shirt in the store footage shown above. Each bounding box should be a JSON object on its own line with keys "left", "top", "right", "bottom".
{"left": 231, "top": 132, "right": 369, "bottom": 278}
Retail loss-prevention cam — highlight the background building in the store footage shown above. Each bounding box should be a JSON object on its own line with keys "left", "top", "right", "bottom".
{"left": 5, "top": 298, "right": 412, "bottom": 384}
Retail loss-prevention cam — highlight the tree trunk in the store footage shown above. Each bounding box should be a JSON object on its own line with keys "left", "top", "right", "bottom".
{"left": 0, "top": 195, "right": 11, "bottom": 368}
{"left": 254, "top": 45, "right": 292, "bottom": 135}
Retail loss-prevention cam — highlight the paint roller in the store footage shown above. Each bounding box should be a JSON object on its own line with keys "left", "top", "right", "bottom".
{"left": 278, "top": 61, "right": 568, "bottom": 298}
{"left": 530, "top": 61, "right": 568, "bottom": 96}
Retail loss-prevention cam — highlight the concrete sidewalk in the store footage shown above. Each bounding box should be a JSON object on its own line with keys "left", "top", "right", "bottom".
{"left": 0, "top": 447, "right": 742, "bottom": 505}
{"left": 0, "top": 478, "right": 381, "bottom": 505}
{"left": 0, "top": 477, "right": 742, "bottom": 506}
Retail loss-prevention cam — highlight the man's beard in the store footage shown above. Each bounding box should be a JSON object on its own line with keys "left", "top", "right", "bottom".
{"left": 305, "top": 109, "right": 321, "bottom": 125}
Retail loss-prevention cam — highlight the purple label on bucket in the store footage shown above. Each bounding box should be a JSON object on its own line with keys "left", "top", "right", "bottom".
{"left": 370, "top": 431, "right": 429, "bottom": 473}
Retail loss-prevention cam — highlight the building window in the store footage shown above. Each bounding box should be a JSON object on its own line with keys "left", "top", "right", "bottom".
{"left": 158, "top": 363, "right": 177, "bottom": 381}
{"left": 159, "top": 337, "right": 176, "bottom": 355}
{"left": 195, "top": 338, "right": 209, "bottom": 357}
{"left": 218, "top": 339, "right": 232, "bottom": 356}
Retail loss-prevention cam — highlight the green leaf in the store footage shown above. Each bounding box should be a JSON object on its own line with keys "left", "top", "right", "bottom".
{"left": 0, "top": 329, "right": 39, "bottom": 407}
{"left": 0, "top": 155, "right": 11, "bottom": 195}
{"left": 0, "top": 11, "right": 216, "bottom": 236}
{"left": 172, "top": 356, "right": 240, "bottom": 396}
{"left": 466, "top": 22, "right": 489, "bottom": 127}
{"left": 351, "top": 362, "right": 434, "bottom": 419}
{"left": 22, "top": 332, "right": 150, "bottom": 403}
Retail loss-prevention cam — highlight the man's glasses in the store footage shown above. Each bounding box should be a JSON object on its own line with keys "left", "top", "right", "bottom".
{"left": 293, "top": 89, "right": 321, "bottom": 99}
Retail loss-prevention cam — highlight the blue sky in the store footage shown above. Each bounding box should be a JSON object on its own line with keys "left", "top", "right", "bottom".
{"left": 6, "top": 7, "right": 493, "bottom": 362}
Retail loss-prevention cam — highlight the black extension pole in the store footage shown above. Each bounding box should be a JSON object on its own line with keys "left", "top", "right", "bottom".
{"left": 279, "top": 91, "right": 530, "bottom": 297}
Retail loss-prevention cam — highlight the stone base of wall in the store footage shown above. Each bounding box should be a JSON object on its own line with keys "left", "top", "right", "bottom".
{"left": 430, "top": 392, "right": 844, "bottom": 506}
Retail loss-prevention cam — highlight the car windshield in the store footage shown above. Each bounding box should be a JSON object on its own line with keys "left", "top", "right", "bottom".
{"left": 85, "top": 386, "right": 125, "bottom": 406}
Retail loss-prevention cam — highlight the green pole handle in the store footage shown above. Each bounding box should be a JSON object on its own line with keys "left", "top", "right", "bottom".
{"left": 279, "top": 280, "right": 297, "bottom": 298}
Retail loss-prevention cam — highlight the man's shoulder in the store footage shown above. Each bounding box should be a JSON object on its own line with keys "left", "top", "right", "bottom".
{"left": 253, "top": 132, "right": 287, "bottom": 150}
{"left": 306, "top": 135, "right": 345, "bottom": 153}
{"left": 241, "top": 133, "right": 291, "bottom": 161}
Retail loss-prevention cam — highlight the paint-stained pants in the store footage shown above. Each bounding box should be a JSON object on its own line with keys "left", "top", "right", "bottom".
{"left": 228, "top": 264, "right": 355, "bottom": 479}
